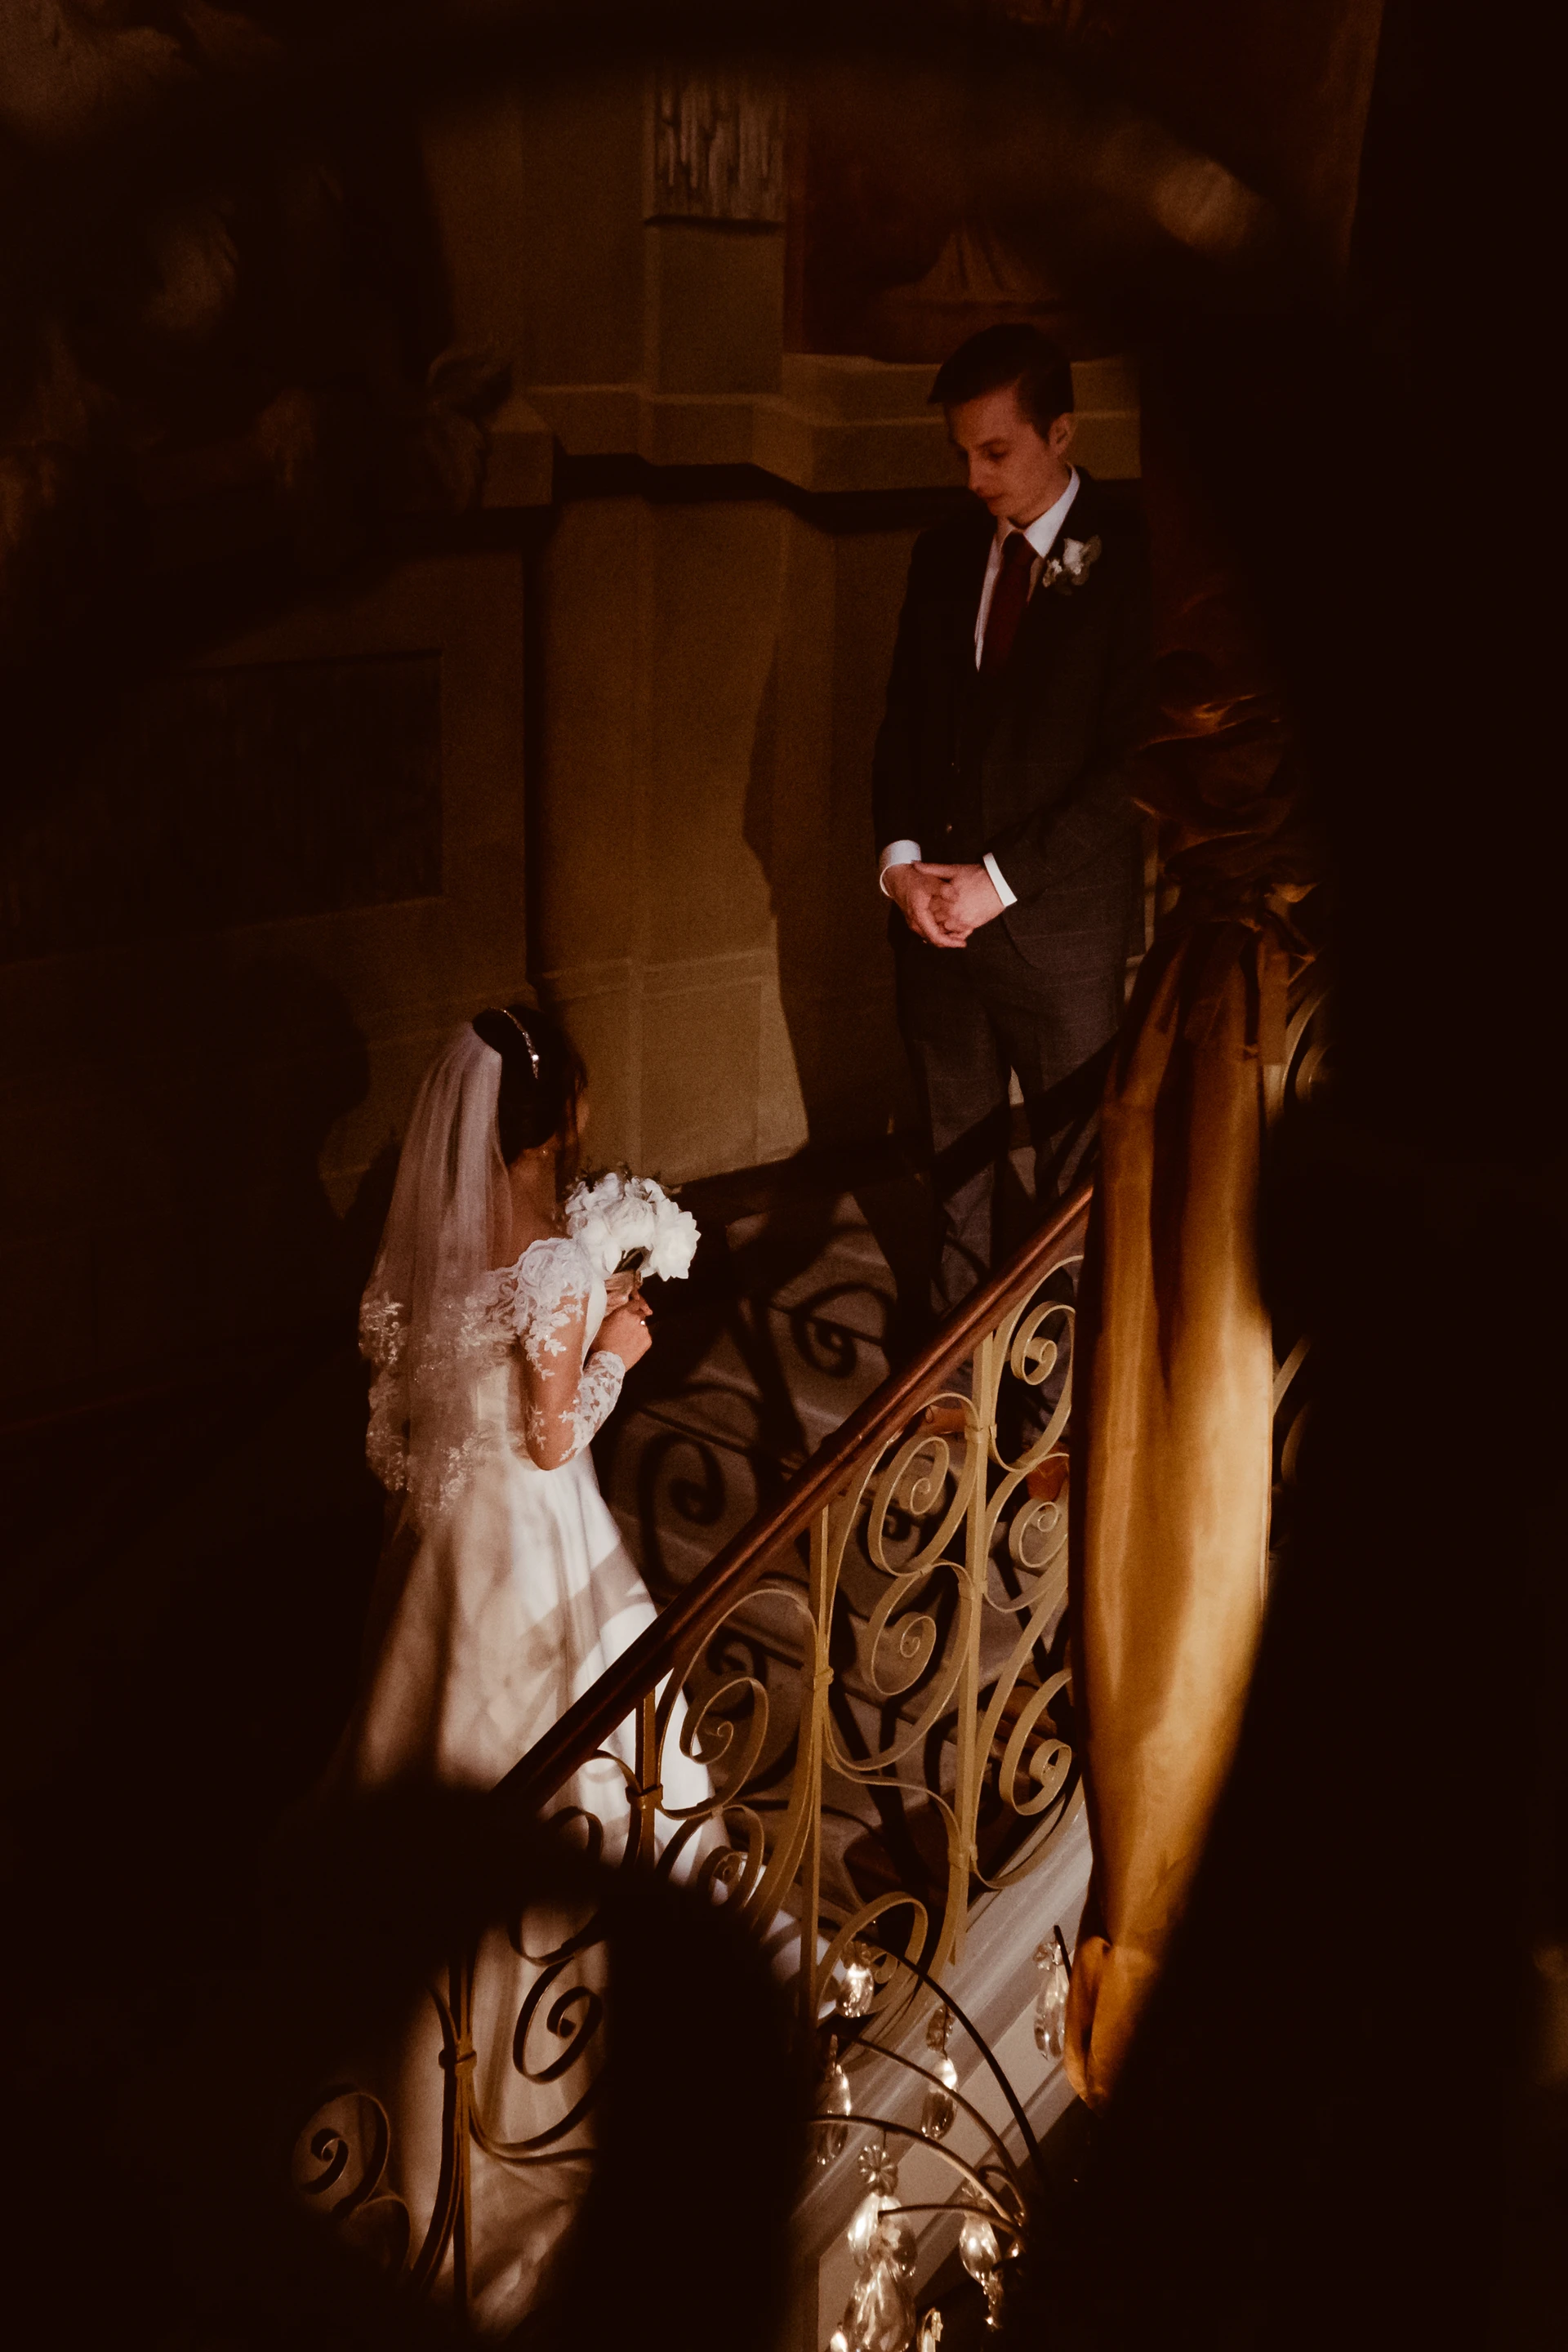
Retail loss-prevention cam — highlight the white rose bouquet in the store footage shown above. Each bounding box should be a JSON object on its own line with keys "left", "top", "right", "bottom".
{"left": 564, "top": 1169, "right": 700, "bottom": 1284}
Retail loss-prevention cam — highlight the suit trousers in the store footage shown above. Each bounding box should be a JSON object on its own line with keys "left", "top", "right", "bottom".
{"left": 894, "top": 915, "right": 1125, "bottom": 1317}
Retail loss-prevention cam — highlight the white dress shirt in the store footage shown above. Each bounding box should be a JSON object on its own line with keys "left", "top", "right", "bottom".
{"left": 879, "top": 466, "right": 1081, "bottom": 911}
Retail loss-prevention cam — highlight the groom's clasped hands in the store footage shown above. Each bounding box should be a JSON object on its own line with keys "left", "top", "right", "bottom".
{"left": 885, "top": 859, "right": 1005, "bottom": 949}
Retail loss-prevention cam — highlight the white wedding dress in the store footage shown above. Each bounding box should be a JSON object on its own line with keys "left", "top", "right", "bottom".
{"left": 303, "top": 1028, "right": 713, "bottom": 2334}
{"left": 337, "top": 1233, "right": 663, "bottom": 1800}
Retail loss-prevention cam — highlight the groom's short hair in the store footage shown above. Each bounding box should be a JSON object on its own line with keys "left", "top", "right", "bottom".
{"left": 930, "top": 326, "right": 1075, "bottom": 436}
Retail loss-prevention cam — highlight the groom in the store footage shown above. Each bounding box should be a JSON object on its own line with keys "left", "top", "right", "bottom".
{"left": 874, "top": 325, "right": 1151, "bottom": 1314}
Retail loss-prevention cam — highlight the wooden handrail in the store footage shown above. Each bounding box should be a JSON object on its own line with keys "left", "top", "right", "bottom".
{"left": 495, "top": 1180, "right": 1094, "bottom": 1820}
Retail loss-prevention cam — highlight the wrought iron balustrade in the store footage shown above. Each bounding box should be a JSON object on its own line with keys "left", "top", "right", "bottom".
{"left": 498, "top": 1180, "right": 1095, "bottom": 2027}
{"left": 292, "top": 1185, "right": 1094, "bottom": 2320}
{"left": 292, "top": 980, "right": 1329, "bottom": 2318}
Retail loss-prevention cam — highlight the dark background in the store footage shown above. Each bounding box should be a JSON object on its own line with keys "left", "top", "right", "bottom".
{"left": 1, "top": 7, "right": 1561, "bottom": 2345}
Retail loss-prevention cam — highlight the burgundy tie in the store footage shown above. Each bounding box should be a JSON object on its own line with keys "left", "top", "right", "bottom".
{"left": 979, "top": 531, "right": 1036, "bottom": 678}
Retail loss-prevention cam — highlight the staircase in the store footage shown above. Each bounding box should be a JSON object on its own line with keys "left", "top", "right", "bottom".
{"left": 0, "top": 1142, "right": 1096, "bottom": 2349}
{"left": 1, "top": 996, "right": 1329, "bottom": 2348}
{"left": 496, "top": 1160, "right": 1099, "bottom": 2348}
{"left": 550, "top": 1091, "right": 1320, "bottom": 2347}
{"left": 582, "top": 1154, "right": 1097, "bottom": 2349}
{"left": 593, "top": 1151, "right": 926, "bottom": 1606}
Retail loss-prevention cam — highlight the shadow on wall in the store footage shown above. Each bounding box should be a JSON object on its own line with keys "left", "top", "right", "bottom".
{"left": 737, "top": 546, "right": 933, "bottom": 1360}
{"left": 741, "top": 615, "right": 911, "bottom": 1160}
{"left": 0, "top": 951, "right": 399, "bottom": 1666}
{"left": 115, "top": 956, "right": 367, "bottom": 1383}
{"left": 0, "top": 967, "right": 408, "bottom": 2352}
{"left": 207, "top": 957, "right": 378, "bottom": 1324}
{"left": 91, "top": 953, "right": 394, "bottom": 1398}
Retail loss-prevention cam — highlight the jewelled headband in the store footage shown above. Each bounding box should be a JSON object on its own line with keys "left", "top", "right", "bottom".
{"left": 498, "top": 1007, "right": 541, "bottom": 1080}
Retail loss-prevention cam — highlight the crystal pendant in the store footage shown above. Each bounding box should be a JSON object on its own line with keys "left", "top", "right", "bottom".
{"left": 920, "top": 2002, "right": 960, "bottom": 2141}
{"left": 813, "top": 2035, "right": 853, "bottom": 2169}
{"left": 838, "top": 1942, "right": 877, "bottom": 2020}
{"left": 842, "top": 2211, "right": 918, "bottom": 2352}
{"left": 833, "top": 2136, "right": 917, "bottom": 2352}
{"left": 846, "top": 2189, "right": 884, "bottom": 2265}
{"left": 959, "top": 2213, "right": 1005, "bottom": 2333}
{"left": 835, "top": 2207, "right": 917, "bottom": 2350}
{"left": 1034, "top": 1935, "right": 1069, "bottom": 2058}
{"left": 958, "top": 2213, "right": 1000, "bottom": 2283}
{"left": 920, "top": 2055, "right": 959, "bottom": 2143}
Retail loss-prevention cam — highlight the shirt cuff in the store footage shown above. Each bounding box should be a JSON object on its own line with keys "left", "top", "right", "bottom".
{"left": 878, "top": 840, "right": 923, "bottom": 898}
{"left": 982, "top": 851, "right": 1018, "bottom": 909}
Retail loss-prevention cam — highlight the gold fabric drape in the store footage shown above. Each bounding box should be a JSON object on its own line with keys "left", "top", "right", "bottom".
{"left": 1062, "top": 387, "right": 1320, "bottom": 2102}
{"left": 1064, "top": 919, "right": 1290, "bottom": 2102}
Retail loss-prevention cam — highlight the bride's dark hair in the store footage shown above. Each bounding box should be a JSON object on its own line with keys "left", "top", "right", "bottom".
{"left": 470, "top": 1001, "right": 586, "bottom": 1168}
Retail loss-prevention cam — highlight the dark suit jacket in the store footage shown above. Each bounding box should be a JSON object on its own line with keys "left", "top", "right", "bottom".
{"left": 871, "top": 471, "right": 1150, "bottom": 970}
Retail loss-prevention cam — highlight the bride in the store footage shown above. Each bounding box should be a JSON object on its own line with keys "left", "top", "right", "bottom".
{"left": 313, "top": 1003, "right": 712, "bottom": 2329}
{"left": 335, "top": 1003, "right": 670, "bottom": 1797}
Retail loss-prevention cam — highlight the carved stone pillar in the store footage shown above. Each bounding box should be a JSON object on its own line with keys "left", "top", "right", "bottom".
{"left": 642, "top": 67, "right": 786, "bottom": 395}
{"left": 644, "top": 66, "right": 787, "bottom": 224}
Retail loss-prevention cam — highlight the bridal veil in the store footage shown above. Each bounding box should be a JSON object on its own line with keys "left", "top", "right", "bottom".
{"left": 359, "top": 1024, "right": 511, "bottom": 1533}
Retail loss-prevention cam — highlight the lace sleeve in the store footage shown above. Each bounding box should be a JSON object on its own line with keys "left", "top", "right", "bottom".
{"left": 537, "top": 1347, "right": 624, "bottom": 1465}
{"left": 508, "top": 1238, "right": 625, "bottom": 1470}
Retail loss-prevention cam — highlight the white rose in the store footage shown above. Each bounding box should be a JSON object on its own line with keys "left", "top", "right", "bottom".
{"left": 572, "top": 1209, "right": 618, "bottom": 1276}
{"left": 643, "top": 1204, "right": 699, "bottom": 1282}
{"left": 614, "top": 1190, "right": 659, "bottom": 1255}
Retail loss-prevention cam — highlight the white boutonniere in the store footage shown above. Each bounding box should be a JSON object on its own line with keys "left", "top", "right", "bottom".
{"left": 1036, "top": 533, "right": 1102, "bottom": 596}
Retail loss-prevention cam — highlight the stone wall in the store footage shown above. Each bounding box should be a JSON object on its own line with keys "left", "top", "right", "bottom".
{"left": 531, "top": 491, "right": 919, "bottom": 1183}
{"left": 0, "top": 68, "right": 1138, "bottom": 1414}
{"left": 0, "top": 550, "right": 530, "bottom": 1410}
{"left": 452, "top": 67, "right": 1139, "bottom": 1182}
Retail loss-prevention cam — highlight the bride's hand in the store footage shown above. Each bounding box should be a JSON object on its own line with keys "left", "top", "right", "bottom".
{"left": 595, "top": 1295, "right": 653, "bottom": 1372}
